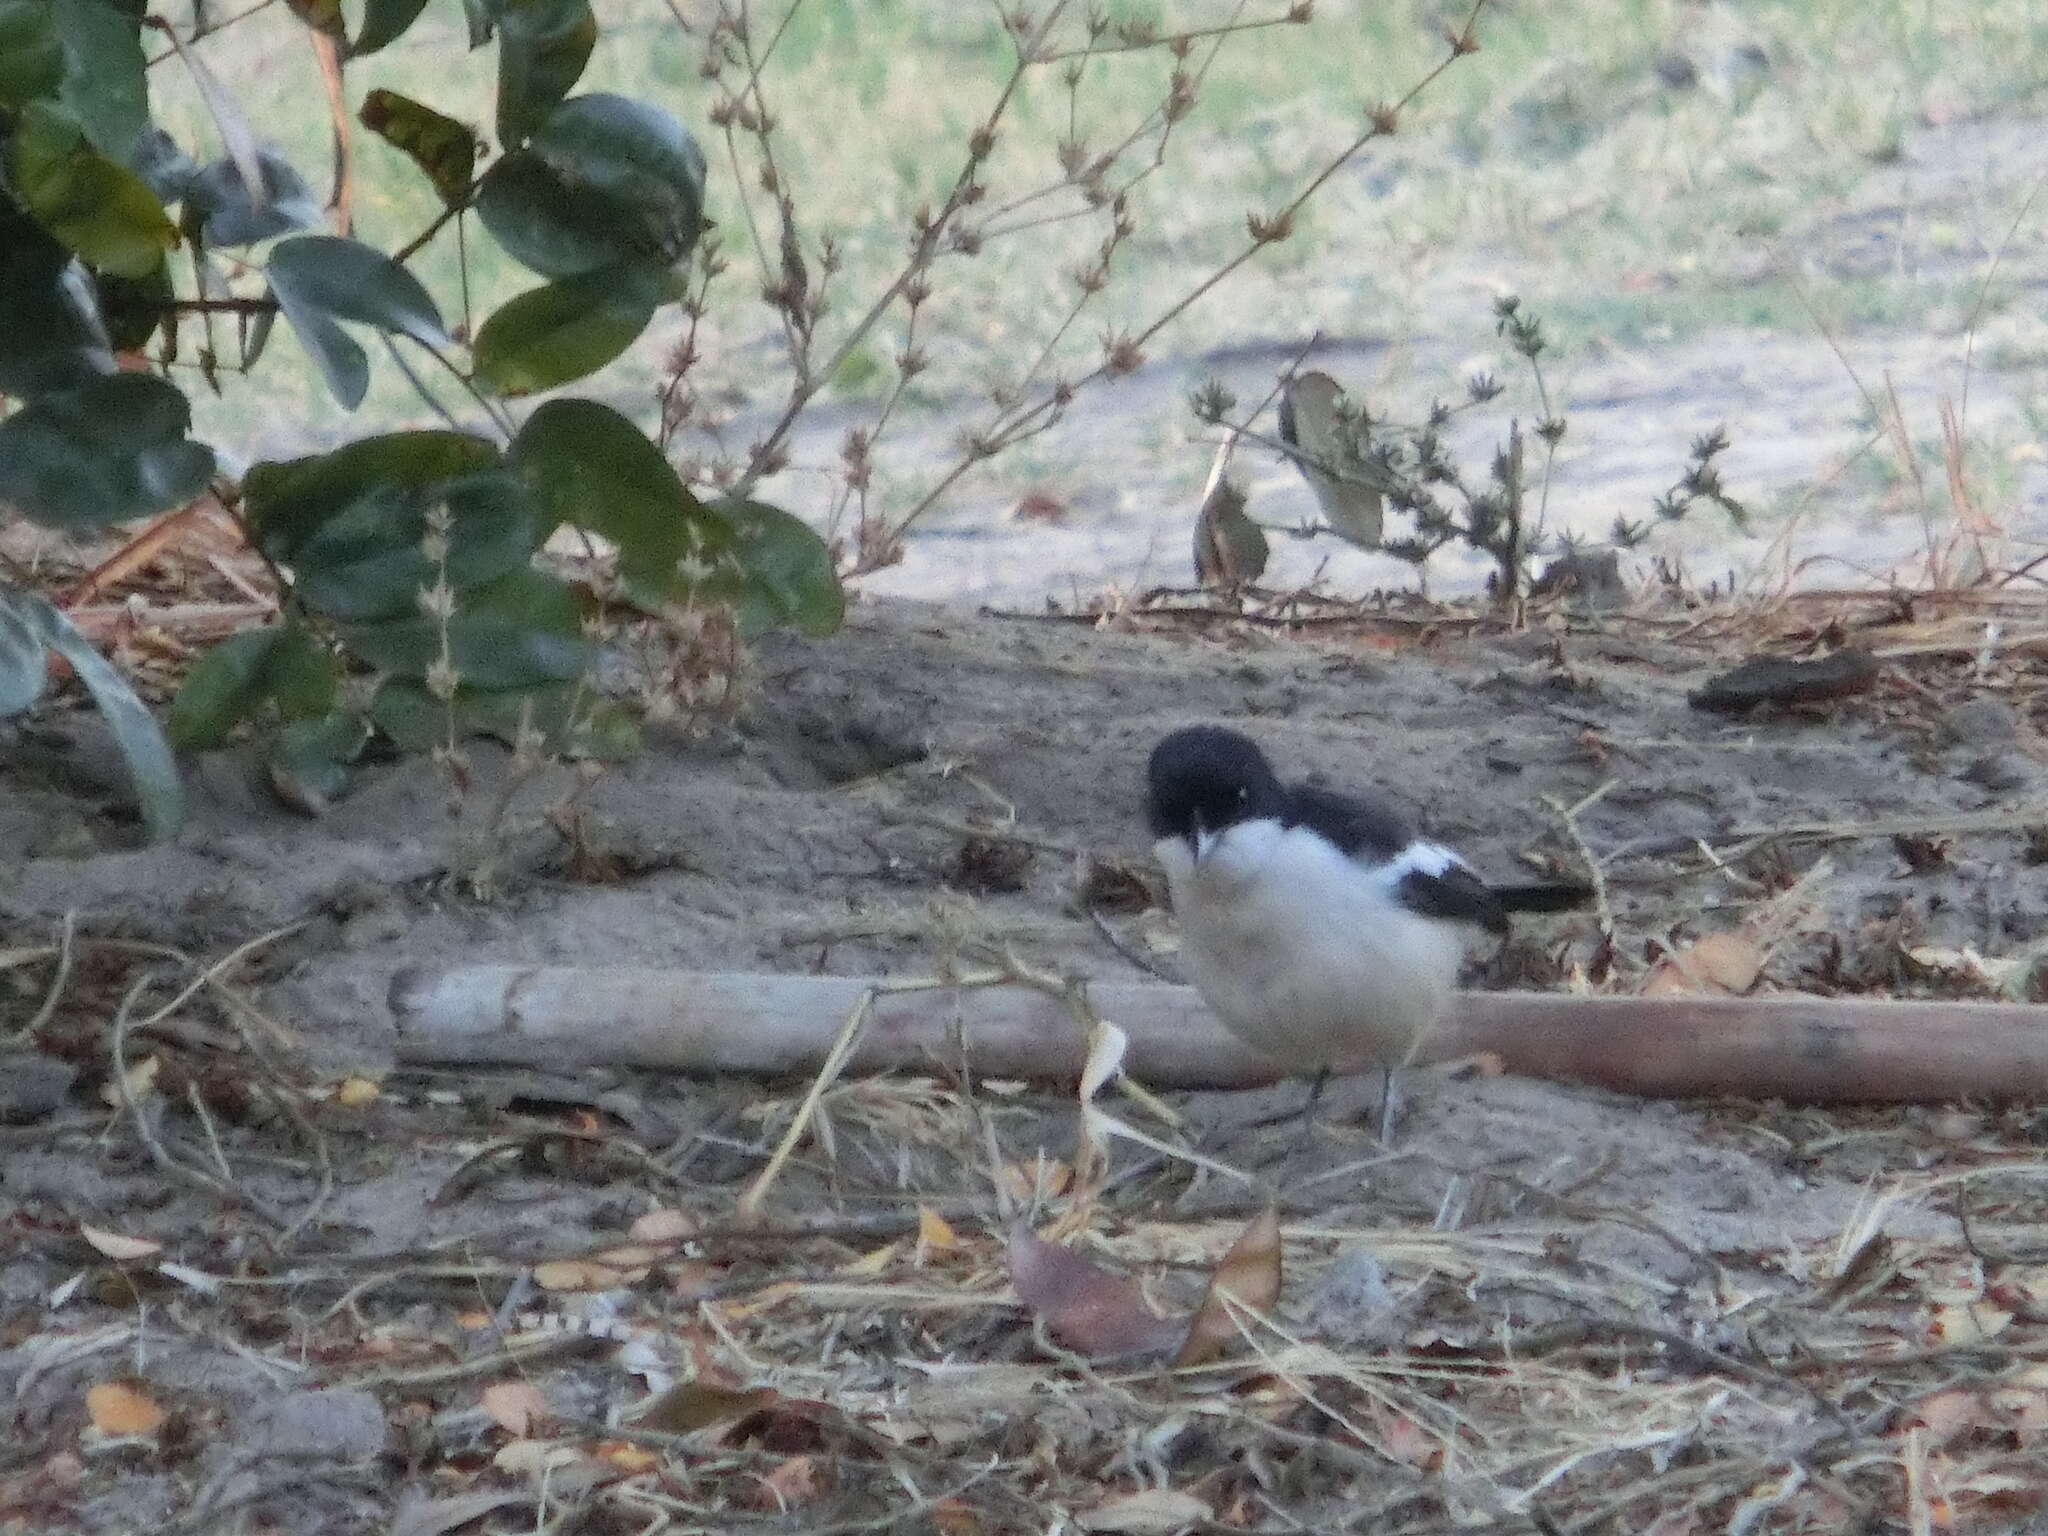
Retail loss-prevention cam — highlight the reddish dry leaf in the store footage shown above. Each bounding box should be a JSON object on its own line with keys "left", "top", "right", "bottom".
{"left": 1174, "top": 1204, "right": 1283, "bottom": 1367}
{"left": 1010, "top": 491, "right": 1067, "bottom": 523}
{"left": 748, "top": 1454, "right": 824, "bottom": 1511}
{"left": 929, "top": 1496, "right": 983, "bottom": 1536}
{"left": 85, "top": 1382, "right": 165, "bottom": 1437}
{"left": 479, "top": 1380, "right": 548, "bottom": 1437}
{"left": 1007, "top": 1225, "right": 1181, "bottom": 1359}
{"left": 1375, "top": 1409, "right": 1442, "bottom": 1471}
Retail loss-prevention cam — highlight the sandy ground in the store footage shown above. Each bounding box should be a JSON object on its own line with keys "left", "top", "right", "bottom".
{"left": 6, "top": 597, "right": 2048, "bottom": 1531}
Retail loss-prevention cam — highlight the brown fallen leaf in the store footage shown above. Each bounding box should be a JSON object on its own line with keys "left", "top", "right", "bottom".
{"left": 532, "top": 1256, "right": 649, "bottom": 1291}
{"left": 748, "top": 1453, "right": 825, "bottom": 1511}
{"left": 86, "top": 1381, "right": 166, "bottom": 1437}
{"left": 594, "top": 1441, "right": 662, "bottom": 1474}
{"left": 1640, "top": 930, "right": 1764, "bottom": 997}
{"left": 929, "top": 1495, "right": 983, "bottom": 1536}
{"left": 633, "top": 1382, "right": 781, "bottom": 1437}
{"left": 480, "top": 1380, "right": 549, "bottom": 1437}
{"left": 1174, "top": 1204, "right": 1283, "bottom": 1367}
{"left": 1011, "top": 491, "right": 1067, "bottom": 523}
{"left": 1192, "top": 441, "right": 1267, "bottom": 590}
{"left": 1007, "top": 1225, "right": 1182, "bottom": 1359}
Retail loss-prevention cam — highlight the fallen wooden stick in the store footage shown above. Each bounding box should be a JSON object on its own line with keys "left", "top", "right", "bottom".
{"left": 351, "top": 965, "right": 2048, "bottom": 1104}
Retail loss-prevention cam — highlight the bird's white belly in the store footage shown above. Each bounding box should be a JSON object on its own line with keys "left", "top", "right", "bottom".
{"left": 1158, "top": 824, "right": 1472, "bottom": 1072}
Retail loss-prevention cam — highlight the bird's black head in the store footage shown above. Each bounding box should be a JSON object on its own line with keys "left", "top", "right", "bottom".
{"left": 1146, "top": 725, "right": 1286, "bottom": 851}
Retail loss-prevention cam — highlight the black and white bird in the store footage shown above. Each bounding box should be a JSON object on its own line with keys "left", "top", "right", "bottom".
{"left": 1146, "top": 724, "right": 1591, "bottom": 1140}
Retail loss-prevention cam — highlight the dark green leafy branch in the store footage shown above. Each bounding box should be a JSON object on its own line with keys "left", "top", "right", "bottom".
{"left": 0, "top": 0, "right": 841, "bottom": 838}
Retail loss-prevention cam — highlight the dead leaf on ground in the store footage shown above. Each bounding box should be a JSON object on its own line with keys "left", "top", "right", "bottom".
{"left": 1641, "top": 930, "right": 1764, "bottom": 996}
{"left": 1192, "top": 443, "right": 1267, "bottom": 589}
{"left": 748, "top": 1453, "right": 825, "bottom": 1511}
{"left": 633, "top": 1382, "right": 781, "bottom": 1437}
{"left": 480, "top": 1380, "right": 549, "bottom": 1437}
{"left": 1173, "top": 1204, "right": 1283, "bottom": 1367}
{"left": 86, "top": 1382, "right": 165, "bottom": 1437}
{"left": 917, "top": 1206, "right": 962, "bottom": 1265}
{"left": 389, "top": 1491, "right": 532, "bottom": 1536}
{"left": 79, "top": 1225, "right": 163, "bottom": 1263}
{"left": 629, "top": 1207, "right": 695, "bottom": 1242}
{"left": 1078, "top": 1487, "right": 1212, "bottom": 1534}
{"left": 334, "top": 1075, "right": 381, "bottom": 1108}
{"left": 1010, "top": 491, "right": 1067, "bottom": 523}
{"left": 1007, "top": 1225, "right": 1181, "bottom": 1359}
{"left": 930, "top": 1495, "right": 983, "bottom": 1536}
{"left": 533, "top": 1255, "right": 650, "bottom": 1291}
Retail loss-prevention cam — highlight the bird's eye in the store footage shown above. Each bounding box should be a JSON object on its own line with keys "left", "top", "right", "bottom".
{"left": 1236, "top": 786, "right": 1248, "bottom": 802}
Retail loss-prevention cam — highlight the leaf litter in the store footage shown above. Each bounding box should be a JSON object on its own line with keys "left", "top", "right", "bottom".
{"left": 9, "top": 582, "right": 2048, "bottom": 1532}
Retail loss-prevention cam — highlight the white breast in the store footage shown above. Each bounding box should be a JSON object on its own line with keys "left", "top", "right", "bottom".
{"left": 1156, "top": 821, "right": 1477, "bottom": 1073}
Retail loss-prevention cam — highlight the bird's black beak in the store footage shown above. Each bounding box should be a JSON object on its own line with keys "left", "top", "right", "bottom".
{"left": 1188, "top": 808, "right": 1216, "bottom": 865}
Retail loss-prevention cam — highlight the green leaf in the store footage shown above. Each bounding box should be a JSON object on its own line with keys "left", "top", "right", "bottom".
{"left": 267, "top": 234, "right": 448, "bottom": 407}
{"left": 352, "top": 0, "right": 433, "bottom": 55}
{"left": 368, "top": 676, "right": 631, "bottom": 755}
{"left": 95, "top": 254, "right": 172, "bottom": 351}
{"left": 476, "top": 94, "right": 705, "bottom": 278}
{"left": 125, "top": 128, "right": 199, "bottom": 206}
{"left": 494, "top": 0, "right": 593, "bottom": 147}
{"left": 532, "top": 94, "right": 705, "bottom": 233}
{"left": 359, "top": 88, "right": 476, "bottom": 205}
{"left": 0, "top": 190, "right": 116, "bottom": 396}
{"left": 715, "top": 498, "right": 843, "bottom": 638}
{"left": 0, "top": 372, "right": 214, "bottom": 530}
{"left": 243, "top": 431, "right": 537, "bottom": 622}
{"left": 166, "top": 622, "right": 336, "bottom": 749}
{"left": 267, "top": 234, "right": 448, "bottom": 344}
{"left": 0, "top": 585, "right": 49, "bottom": 716}
{"left": 266, "top": 710, "right": 368, "bottom": 815}
{"left": 10, "top": 99, "right": 178, "bottom": 277}
{"left": 0, "top": 0, "right": 65, "bottom": 109}
{"left": 472, "top": 262, "right": 658, "bottom": 396}
{"left": 184, "top": 146, "right": 322, "bottom": 246}
{"left": 474, "top": 151, "right": 625, "bottom": 278}
{"left": 342, "top": 565, "right": 589, "bottom": 689}
{"left": 281, "top": 0, "right": 343, "bottom": 36}
{"left": 49, "top": 0, "right": 147, "bottom": 161}
{"left": 511, "top": 396, "right": 726, "bottom": 604}
{"left": 0, "top": 584, "right": 183, "bottom": 840}
{"left": 245, "top": 430, "right": 499, "bottom": 557}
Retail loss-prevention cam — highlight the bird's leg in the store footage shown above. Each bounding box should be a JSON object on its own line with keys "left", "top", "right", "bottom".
{"left": 1376, "top": 1063, "right": 1403, "bottom": 1144}
{"left": 1286, "top": 1067, "right": 1331, "bottom": 1164}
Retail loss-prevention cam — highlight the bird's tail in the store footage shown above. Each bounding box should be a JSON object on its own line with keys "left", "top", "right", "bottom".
{"left": 1488, "top": 880, "right": 1595, "bottom": 914}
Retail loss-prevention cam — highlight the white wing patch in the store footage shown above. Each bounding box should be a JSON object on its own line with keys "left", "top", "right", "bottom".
{"left": 1370, "top": 839, "right": 1462, "bottom": 884}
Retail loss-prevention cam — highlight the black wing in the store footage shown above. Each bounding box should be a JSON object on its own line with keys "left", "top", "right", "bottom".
{"left": 1280, "top": 781, "right": 1416, "bottom": 864}
{"left": 1395, "top": 864, "right": 1509, "bottom": 935}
